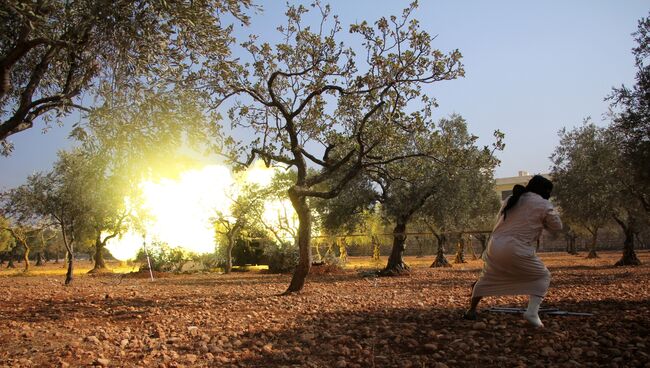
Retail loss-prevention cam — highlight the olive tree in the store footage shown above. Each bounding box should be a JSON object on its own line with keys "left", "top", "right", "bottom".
{"left": 1, "top": 180, "right": 51, "bottom": 272}
{"left": 1, "top": 0, "right": 252, "bottom": 154}
{"left": 609, "top": 13, "right": 650, "bottom": 213}
{"left": 213, "top": 183, "right": 266, "bottom": 274}
{"left": 373, "top": 116, "right": 500, "bottom": 275}
{"left": 0, "top": 215, "right": 16, "bottom": 266}
{"left": 213, "top": 2, "right": 464, "bottom": 293}
{"left": 551, "top": 123, "right": 611, "bottom": 258}
{"left": 416, "top": 121, "right": 501, "bottom": 269}
{"left": 23, "top": 151, "right": 95, "bottom": 284}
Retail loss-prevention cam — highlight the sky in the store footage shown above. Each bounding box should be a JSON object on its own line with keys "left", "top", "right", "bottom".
{"left": 1, "top": 0, "right": 648, "bottom": 189}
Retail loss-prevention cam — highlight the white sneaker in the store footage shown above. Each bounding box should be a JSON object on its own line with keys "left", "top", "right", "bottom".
{"left": 523, "top": 311, "right": 544, "bottom": 328}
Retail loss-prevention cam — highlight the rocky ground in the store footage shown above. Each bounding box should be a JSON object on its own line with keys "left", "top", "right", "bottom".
{"left": 0, "top": 251, "right": 649, "bottom": 367}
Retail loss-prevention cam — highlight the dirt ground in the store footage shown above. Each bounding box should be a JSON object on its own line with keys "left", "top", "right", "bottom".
{"left": 1, "top": 251, "right": 649, "bottom": 368}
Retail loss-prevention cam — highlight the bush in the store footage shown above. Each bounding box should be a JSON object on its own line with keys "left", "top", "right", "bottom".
{"left": 192, "top": 253, "right": 221, "bottom": 271}
{"left": 232, "top": 239, "right": 265, "bottom": 266}
{"left": 264, "top": 242, "right": 299, "bottom": 273}
{"left": 136, "top": 242, "right": 195, "bottom": 272}
{"left": 311, "top": 251, "right": 346, "bottom": 274}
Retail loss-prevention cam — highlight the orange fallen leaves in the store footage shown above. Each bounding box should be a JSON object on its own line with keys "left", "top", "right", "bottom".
{"left": 0, "top": 251, "right": 648, "bottom": 367}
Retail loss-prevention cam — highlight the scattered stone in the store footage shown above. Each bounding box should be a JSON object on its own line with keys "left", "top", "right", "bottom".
{"left": 472, "top": 322, "right": 487, "bottom": 330}
{"left": 85, "top": 336, "right": 100, "bottom": 345}
{"left": 95, "top": 358, "right": 110, "bottom": 367}
{"left": 424, "top": 343, "right": 438, "bottom": 351}
{"left": 570, "top": 347, "right": 582, "bottom": 358}
{"left": 541, "top": 346, "right": 555, "bottom": 357}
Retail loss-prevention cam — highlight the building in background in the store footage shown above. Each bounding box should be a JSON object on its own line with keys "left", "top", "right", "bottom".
{"left": 494, "top": 171, "right": 552, "bottom": 200}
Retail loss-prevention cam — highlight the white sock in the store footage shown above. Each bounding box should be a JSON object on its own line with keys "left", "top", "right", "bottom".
{"left": 523, "top": 295, "right": 544, "bottom": 327}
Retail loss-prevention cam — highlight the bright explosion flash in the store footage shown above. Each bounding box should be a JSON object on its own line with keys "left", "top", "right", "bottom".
{"left": 106, "top": 161, "right": 295, "bottom": 261}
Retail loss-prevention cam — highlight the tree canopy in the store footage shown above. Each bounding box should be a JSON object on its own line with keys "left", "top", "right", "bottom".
{"left": 0, "top": 0, "right": 252, "bottom": 154}
{"left": 609, "top": 13, "right": 650, "bottom": 212}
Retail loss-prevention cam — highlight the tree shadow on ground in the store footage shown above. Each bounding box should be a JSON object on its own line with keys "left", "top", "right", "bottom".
{"left": 226, "top": 298, "right": 649, "bottom": 368}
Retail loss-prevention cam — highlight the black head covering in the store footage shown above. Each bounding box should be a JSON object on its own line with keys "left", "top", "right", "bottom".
{"left": 501, "top": 175, "right": 553, "bottom": 220}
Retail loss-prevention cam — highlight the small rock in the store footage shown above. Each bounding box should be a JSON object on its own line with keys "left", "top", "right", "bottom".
{"left": 85, "top": 336, "right": 101, "bottom": 345}
{"left": 95, "top": 358, "right": 110, "bottom": 366}
{"left": 472, "top": 322, "right": 487, "bottom": 330}
{"left": 262, "top": 344, "right": 273, "bottom": 354}
{"left": 424, "top": 343, "right": 438, "bottom": 351}
{"left": 541, "top": 346, "right": 555, "bottom": 357}
{"left": 185, "top": 354, "right": 197, "bottom": 363}
{"left": 300, "top": 333, "right": 316, "bottom": 343}
{"left": 209, "top": 344, "right": 223, "bottom": 354}
{"left": 570, "top": 347, "right": 582, "bottom": 358}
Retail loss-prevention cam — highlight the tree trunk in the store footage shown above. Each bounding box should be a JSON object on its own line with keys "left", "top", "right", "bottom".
{"left": 7, "top": 246, "right": 16, "bottom": 268}
{"left": 22, "top": 245, "right": 30, "bottom": 272}
{"left": 614, "top": 220, "right": 641, "bottom": 266}
{"left": 338, "top": 238, "right": 348, "bottom": 262}
{"left": 65, "top": 249, "right": 74, "bottom": 285}
{"left": 7, "top": 255, "right": 15, "bottom": 268}
{"left": 314, "top": 239, "right": 323, "bottom": 262}
{"left": 225, "top": 236, "right": 234, "bottom": 274}
{"left": 89, "top": 232, "right": 108, "bottom": 273}
{"left": 431, "top": 234, "right": 451, "bottom": 268}
{"left": 566, "top": 234, "right": 578, "bottom": 255}
{"left": 285, "top": 192, "right": 312, "bottom": 294}
{"left": 567, "top": 237, "right": 576, "bottom": 254}
{"left": 467, "top": 236, "right": 479, "bottom": 260}
{"left": 415, "top": 236, "right": 424, "bottom": 258}
{"left": 479, "top": 234, "right": 489, "bottom": 258}
{"left": 61, "top": 224, "right": 74, "bottom": 285}
{"left": 372, "top": 236, "right": 381, "bottom": 261}
{"left": 35, "top": 252, "right": 44, "bottom": 266}
{"left": 380, "top": 221, "right": 410, "bottom": 276}
{"left": 586, "top": 229, "right": 599, "bottom": 259}
{"left": 454, "top": 236, "right": 466, "bottom": 264}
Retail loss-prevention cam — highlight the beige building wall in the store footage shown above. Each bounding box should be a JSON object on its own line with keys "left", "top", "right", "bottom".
{"left": 494, "top": 171, "right": 552, "bottom": 200}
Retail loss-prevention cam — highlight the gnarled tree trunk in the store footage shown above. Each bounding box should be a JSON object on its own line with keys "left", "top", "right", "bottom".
{"left": 6, "top": 251, "right": 15, "bottom": 269}
{"left": 22, "top": 244, "right": 30, "bottom": 272}
{"left": 224, "top": 235, "right": 235, "bottom": 274}
{"left": 285, "top": 191, "right": 312, "bottom": 294}
{"left": 586, "top": 228, "right": 599, "bottom": 259}
{"left": 35, "top": 252, "right": 44, "bottom": 266}
{"left": 431, "top": 233, "right": 451, "bottom": 268}
{"left": 566, "top": 234, "right": 578, "bottom": 255}
{"left": 415, "top": 236, "right": 424, "bottom": 258}
{"left": 89, "top": 231, "right": 108, "bottom": 273}
{"left": 61, "top": 224, "right": 74, "bottom": 285}
{"left": 379, "top": 221, "right": 410, "bottom": 276}
{"left": 65, "top": 249, "right": 74, "bottom": 284}
{"left": 454, "top": 235, "right": 466, "bottom": 264}
{"left": 614, "top": 217, "right": 641, "bottom": 266}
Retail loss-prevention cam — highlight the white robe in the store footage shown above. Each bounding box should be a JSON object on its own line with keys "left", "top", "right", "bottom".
{"left": 472, "top": 192, "right": 563, "bottom": 298}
